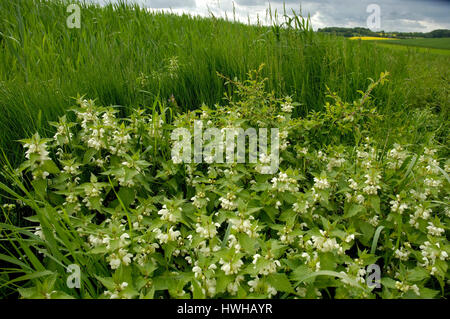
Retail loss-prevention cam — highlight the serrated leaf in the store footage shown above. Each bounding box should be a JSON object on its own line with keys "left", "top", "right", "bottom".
{"left": 267, "top": 273, "right": 294, "bottom": 293}
{"left": 406, "top": 267, "right": 428, "bottom": 282}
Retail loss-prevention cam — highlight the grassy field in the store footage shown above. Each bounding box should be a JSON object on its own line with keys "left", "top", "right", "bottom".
{"left": 375, "top": 42, "right": 450, "bottom": 56}
{"left": 0, "top": 0, "right": 449, "bottom": 300}
{"left": 0, "top": 0, "right": 448, "bottom": 165}
{"left": 381, "top": 38, "right": 450, "bottom": 50}
{"left": 350, "top": 37, "right": 450, "bottom": 55}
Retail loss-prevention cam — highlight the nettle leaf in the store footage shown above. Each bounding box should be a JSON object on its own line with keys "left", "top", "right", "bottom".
{"left": 246, "top": 206, "right": 263, "bottom": 215}
{"left": 89, "top": 197, "right": 104, "bottom": 211}
{"left": 167, "top": 178, "right": 179, "bottom": 193}
{"left": 290, "top": 265, "right": 313, "bottom": 282}
{"left": 279, "top": 209, "right": 296, "bottom": 225}
{"left": 236, "top": 233, "right": 259, "bottom": 255}
{"left": 191, "top": 279, "right": 205, "bottom": 299}
{"left": 380, "top": 277, "right": 396, "bottom": 289}
{"left": 117, "top": 187, "right": 136, "bottom": 207}
{"left": 368, "top": 195, "right": 380, "bottom": 214}
{"left": 357, "top": 220, "right": 375, "bottom": 246}
{"left": 281, "top": 192, "right": 297, "bottom": 204}
{"left": 343, "top": 203, "right": 365, "bottom": 218}
{"left": 267, "top": 273, "right": 295, "bottom": 293}
{"left": 405, "top": 267, "right": 428, "bottom": 282}
{"left": 42, "top": 160, "right": 60, "bottom": 174}
{"left": 434, "top": 259, "right": 448, "bottom": 277}
{"left": 18, "top": 287, "right": 40, "bottom": 299}
{"left": 419, "top": 288, "right": 440, "bottom": 299}
{"left": 263, "top": 206, "right": 278, "bottom": 223}
{"left": 319, "top": 252, "right": 338, "bottom": 270}
{"left": 82, "top": 148, "right": 97, "bottom": 164}
{"left": 163, "top": 242, "right": 177, "bottom": 260}
{"left": 32, "top": 179, "right": 47, "bottom": 199}
{"left": 251, "top": 182, "right": 269, "bottom": 192}
{"left": 122, "top": 287, "right": 140, "bottom": 299}
{"left": 216, "top": 274, "right": 234, "bottom": 294}
{"left": 95, "top": 276, "right": 116, "bottom": 291}
{"left": 330, "top": 228, "right": 347, "bottom": 239}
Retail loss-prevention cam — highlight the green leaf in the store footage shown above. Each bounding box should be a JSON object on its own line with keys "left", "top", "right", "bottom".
{"left": 357, "top": 221, "right": 375, "bottom": 246}
{"left": 290, "top": 265, "right": 313, "bottom": 282}
{"left": 368, "top": 195, "right": 380, "bottom": 214}
{"left": 41, "top": 160, "right": 60, "bottom": 174}
{"left": 2, "top": 270, "right": 54, "bottom": 289}
{"left": 117, "top": 187, "right": 136, "bottom": 208}
{"left": 31, "top": 179, "right": 47, "bottom": 199}
{"left": 95, "top": 276, "right": 116, "bottom": 291}
{"left": 380, "top": 277, "right": 396, "bottom": 289}
{"left": 191, "top": 279, "right": 205, "bottom": 299}
{"left": 419, "top": 288, "right": 440, "bottom": 299}
{"left": 294, "top": 270, "right": 363, "bottom": 289}
{"left": 18, "top": 287, "right": 40, "bottom": 299}
{"left": 236, "top": 233, "right": 258, "bottom": 255}
{"left": 343, "top": 203, "right": 364, "bottom": 218}
{"left": 406, "top": 267, "right": 428, "bottom": 282}
{"left": 370, "top": 226, "right": 385, "bottom": 254}
{"left": 267, "top": 273, "right": 295, "bottom": 293}
{"left": 83, "top": 148, "right": 97, "bottom": 164}
{"left": 264, "top": 206, "right": 277, "bottom": 223}
{"left": 221, "top": 222, "right": 232, "bottom": 249}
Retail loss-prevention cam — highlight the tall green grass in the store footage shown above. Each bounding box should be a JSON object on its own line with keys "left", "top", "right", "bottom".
{"left": 0, "top": 0, "right": 449, "bottom": 165}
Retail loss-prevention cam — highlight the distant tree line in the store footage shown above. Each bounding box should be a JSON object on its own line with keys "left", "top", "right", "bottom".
{"left": 317, "top": 27, "right": 450, "bottom": 38}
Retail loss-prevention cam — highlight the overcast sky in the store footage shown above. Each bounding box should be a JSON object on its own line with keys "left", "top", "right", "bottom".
{"left": 91, "top": 0, "right": 450, "bottom": 32}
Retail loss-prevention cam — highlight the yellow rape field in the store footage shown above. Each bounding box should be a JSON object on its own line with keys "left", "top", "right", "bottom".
{"left": 349, "top": 36, "right": 397, "bottom": 40}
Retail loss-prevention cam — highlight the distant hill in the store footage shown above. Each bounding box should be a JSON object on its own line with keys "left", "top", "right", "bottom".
{"left": 317, "top": 27, "right": 450, "bottom": 39}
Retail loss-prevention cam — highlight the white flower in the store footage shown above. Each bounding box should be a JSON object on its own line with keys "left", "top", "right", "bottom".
{"left": 109, "top": 256, "right": 121, "bottom": 269}
{"left": 356, "top": 194, "right": 365, "bottom": 204}
{"left": 348, "top": 178, "right": 358, "bottom": 190}
{"left": 313, "top": 177, "right": 330, "bottom": 190}
{"left": 271, "top": 172, "right": 299, "bottom": 192}
{"left": 219, "top": 193, "right": 237, "bottom": 210}
{"left": 267, "top": 286, "right": 277, "bottom": 297}
{"left": 281, "top": 101, "right": 294, "bottom": 113}
{"left": 345, "top": 234, "right": 355, "bottom": 243}
{"left": 426, "top": 222, "right": 445, "bottom": 237}
{"left": 192, "top": 264, "right": 202, "bottom": 278}
{"left": 219, "top": 258, "right": 244, "bottom": 275}
{"left": 390, "top": 195, "right": 408, "bottom": 213}
{"left": 158, "top": 205, "right": 177, "bottom": 223}
{"left": 252, "top": 254, "right": 261, "bottom": 265}
{"left": 394, "top": 247, "right": 410, "bottom": 261}
{"left": 195, "top": 222, "right": 220, "bottom": 239}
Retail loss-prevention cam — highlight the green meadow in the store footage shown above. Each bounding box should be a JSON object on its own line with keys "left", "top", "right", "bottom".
{"left": 0, "top": 0, "right": 448, "bottom": 164}
{"left": 381, "top": 38, "right": 450, "bottom": 50}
